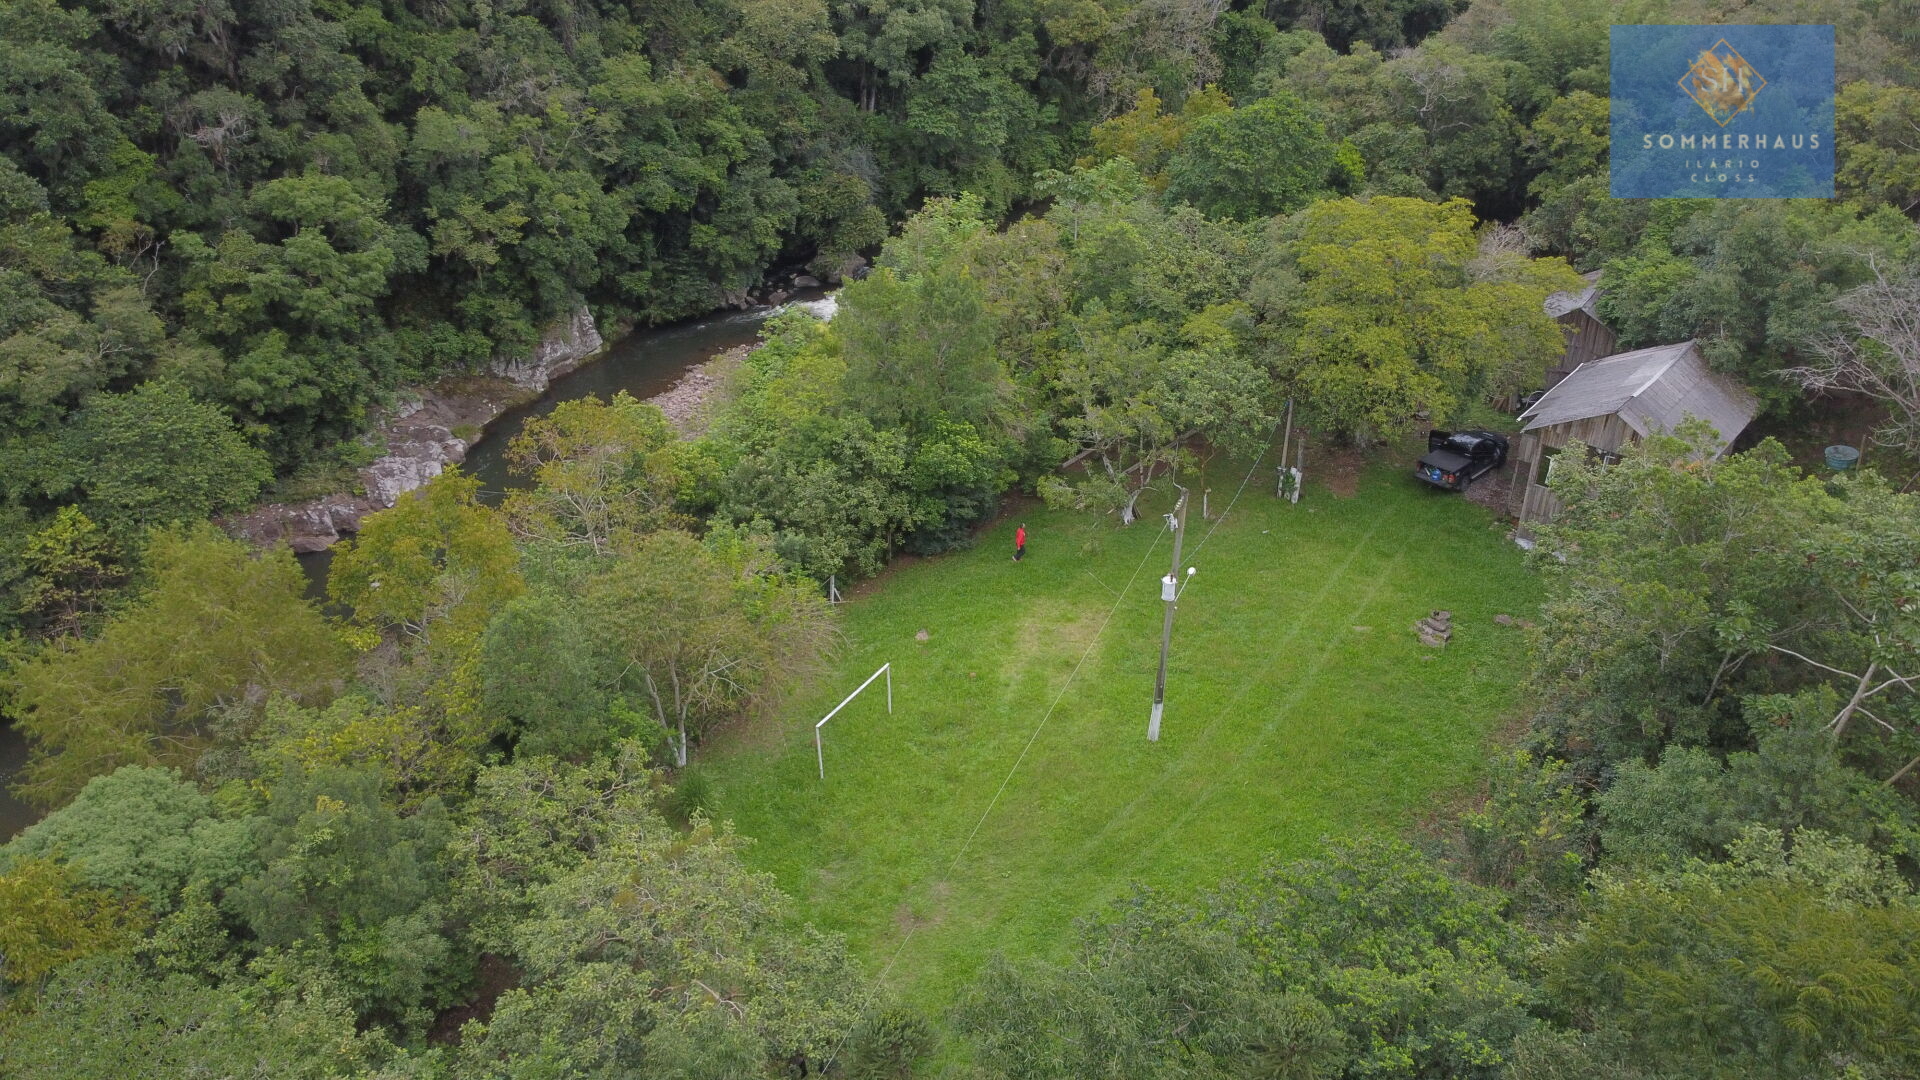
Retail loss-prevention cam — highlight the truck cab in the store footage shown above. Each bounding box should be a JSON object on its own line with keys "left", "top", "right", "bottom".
{"left": 1417, "top": 429, "right": 1508, "bottom": 491}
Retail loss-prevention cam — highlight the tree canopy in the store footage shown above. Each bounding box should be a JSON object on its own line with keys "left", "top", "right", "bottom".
{"left": 1261, "top": 196, "right": 1581, "bottom": 441}
{"left": 6, "top": 0, "right": 1920, "bottom": 1073}
{"left": 6, "top": 525, "right": 350, "bottom": 808}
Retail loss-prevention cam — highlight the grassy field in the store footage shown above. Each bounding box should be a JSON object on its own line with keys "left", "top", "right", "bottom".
{"left": 698, "top": 452, "right": 1542, "bottom": 1007}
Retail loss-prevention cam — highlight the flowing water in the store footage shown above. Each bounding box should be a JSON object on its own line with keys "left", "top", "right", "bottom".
{"left": 0, "top": 723, "right": 33, "bottom": 839}
{"left": 295, "top": 292, "right": 834, "bottom": 589}
{"left": 0, "top": 295, "right": 836, "bottom": 833}
{"left": 463, "top": 292, "right": 835, "bottom": 499}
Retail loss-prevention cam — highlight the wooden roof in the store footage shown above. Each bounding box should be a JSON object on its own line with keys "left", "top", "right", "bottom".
{"left": 1518, "top": 340, "right": 1759, "bottom": 450}
{"left": 1543, "top": 269, "right": 1604, "bottom": 320}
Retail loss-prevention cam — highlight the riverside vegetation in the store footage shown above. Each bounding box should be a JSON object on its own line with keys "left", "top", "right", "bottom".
{"left": 5, "top": 0, "right": 1920, "bottom": 1076}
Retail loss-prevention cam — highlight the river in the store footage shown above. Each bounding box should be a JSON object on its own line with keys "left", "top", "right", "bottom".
{"left": 0, "top": 723, "right": 32, "bottom": 839}
{"left": 3, "top": 294, "right": 835, "bottom": 836}
{"left": 296, "top": 292, "right": 834, "bottom": 592}
{"left": 463, "top": 292, "right": 833, "bottom": 498}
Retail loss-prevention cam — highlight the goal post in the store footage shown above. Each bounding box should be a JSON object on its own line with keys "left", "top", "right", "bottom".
{"left": 816, "top": 662, "right": 892, "bottom": 780}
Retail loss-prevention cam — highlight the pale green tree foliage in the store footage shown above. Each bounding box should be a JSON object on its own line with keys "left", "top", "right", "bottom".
{"left": 1595, "top": 722, "right": 1916, "bottom": 872}
{"left": 700, "top": 210, "right": 1025, "bottom": 574}
{"left": 246, "top": 687, "right": 499, "bottom": 809}
{"left": 230, "top": 766, "right": 448, "bottom": 947}
{"left": 1547, "top": 828, "right": 1920, "bottom": 1078}
{"left": 481, "top": 528, "right": 831, "bottom": 763}
{"left": 9, "top": 505, "right": 120, "bottom": 636}
{"left": 0, "top": 953, "right": 390, "bottom": 1078}
{"left": 1078, "top": 86, "right": 1231, "bottom": 190}
{"left": 1163, "top": 92, "right": 1340, "bottom": 220}
{"left": 329, "top": 470, "right": 523, "bottom": 646}
{"left": 1592, "top": 202, "right": 1912, "bottom": 409}
{"left": 442, "top": 743, "right": 660, "bottom": 951}
{"left": 5, "top": 525, "right": 350, "bottom": 808}
{"left": 959, "top": 838, "right": 1534, "bottom": 1079}
{"left": 314, "top": 475, "right": 516, "bottom": 808}
{"left": 1024, "top": 161, "right": 1273, "bottom": 519}
{"left": 0, "top": 858, "right": 146, "bottom": 990}
{"left": 229, "top": 765, "right": 456, "bottom": 1027}
{"left": 33, "top": 380, "right": 272, "bottom": 542}
{"left": 1455, "top": 750, "right": 1592, "bottom": 927}
{"left": 478, "top": 588, "right": 618, "bottom": 759}
{"left": 1837, "top": 82, "right": 1920, "bottom": 215}
{"left": 501, "top": 391, "right": 687, "bottom": 556}
{"left": 1266, "top": 196, "right": 1582, "bottom": 441}
{"left": 834, "top": 262, "right": 1001, "bottom": 426}
{"left": 838, "top": 232, "right": 1007, "bottom": 433}
{"left": 0, "top": 765, "right": 256, "bottom": 909}
{"left": 1532, "top": 432, "right": 1920, "bottom": 776}
{"left": 582, "top": 531, "right": 834, "bottom": 766}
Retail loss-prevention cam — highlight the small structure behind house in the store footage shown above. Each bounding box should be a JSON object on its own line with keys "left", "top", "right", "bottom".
{"left": 1508, "top": 340, "right": 1759, "bottom": 532}
{"left": 1543, "top": 270, "right": 1616, "bottom": 391}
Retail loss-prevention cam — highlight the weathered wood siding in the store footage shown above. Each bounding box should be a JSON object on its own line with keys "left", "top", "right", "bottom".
{"left": 1508, "top": 431, "right": 1541, "bottom": 518}
{"left": 1547, "top": 310, "right": 1619, "bottom": 387}
{"left": 1536, "top": 414, "right": 1635, "bottom": 455}
{"left": 1509, "top": 414, "right": 1636, "bottom": 529}
{"left": 1516, "top": 482, "right": 1563, "bottom": 533}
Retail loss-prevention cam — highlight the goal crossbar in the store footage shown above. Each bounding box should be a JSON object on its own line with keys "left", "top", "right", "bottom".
{"left": 816, "top": 663, "right": 892, "bottom": 780}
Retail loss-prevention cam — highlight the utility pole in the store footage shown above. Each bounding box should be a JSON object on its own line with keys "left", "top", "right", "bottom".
{"left": 1148, "top": 487, "right": 1190, "bottom": 742}
{"left": 1277, "top": 398, "right": 1295, "bottom": 498}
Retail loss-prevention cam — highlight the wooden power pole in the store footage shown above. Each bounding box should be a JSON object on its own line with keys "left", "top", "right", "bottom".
{"left": 1148, "top": 487, "right": 1190, "bottom": 742}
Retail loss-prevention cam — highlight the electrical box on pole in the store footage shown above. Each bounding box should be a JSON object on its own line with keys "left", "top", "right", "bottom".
{"left": 1148, "top": 488, "right": 1188, "bottom": 742}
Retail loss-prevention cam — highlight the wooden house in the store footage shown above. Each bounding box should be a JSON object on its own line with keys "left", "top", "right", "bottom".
{"left": 1508, "top": 340, "right": 1759, "bottom": 530}
{"left": 1543, "top": 270, "right": 1616, "bottom": 390}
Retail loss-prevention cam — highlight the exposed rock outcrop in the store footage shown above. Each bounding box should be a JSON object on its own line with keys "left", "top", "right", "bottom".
{"left": 484, "top": 306, "right": 604, "bottom": 394}
{"left": 223, "top": 307, "right": 604, "bottom": 552}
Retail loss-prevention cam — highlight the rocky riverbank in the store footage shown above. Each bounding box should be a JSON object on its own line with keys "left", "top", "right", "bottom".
{"left": 715, "top": 260, "right": 863, "bottom": 310}
{"left": 648, "top": 344, "right": 751, "bottom": 437}
{"left": 221, "top": 307, "right": 605, "bottom": 552}
{"left": 644, "top": 291, "right": 835, "bottom": 436}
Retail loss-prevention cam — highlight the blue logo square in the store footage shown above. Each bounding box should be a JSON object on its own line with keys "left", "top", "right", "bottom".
{"left": 1610, "top": 25, "right": 1834, "bottom": 199}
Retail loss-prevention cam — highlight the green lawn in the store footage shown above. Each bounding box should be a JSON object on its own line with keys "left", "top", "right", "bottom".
{"left": 699, "top": 454, "right": 1541, "bottom": 1007}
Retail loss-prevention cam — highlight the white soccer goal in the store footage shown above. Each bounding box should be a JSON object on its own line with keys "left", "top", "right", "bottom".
{"left": 816, "top": 663, "right": 892, "bottom": 780}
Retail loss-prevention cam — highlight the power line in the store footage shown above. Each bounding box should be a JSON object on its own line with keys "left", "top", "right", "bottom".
{"left": 824, "top": 442, "right": 1271, "bottom": 1063}
{"left": 820, "top": 519, "right": 1172, "bottom": 1070}
{"left": 1148, "top": 488, "right": 1189, "bottom": 742}
{"left": 1185, "top": 425, "right": 1280, "bottom": 564}
{"left": 944, "top": 519, "right": 1169, "bottom": 877}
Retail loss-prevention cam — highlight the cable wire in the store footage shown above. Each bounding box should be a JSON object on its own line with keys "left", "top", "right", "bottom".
{"left": 820, "top": 519, "right": 1172, "bottom": 1069}
{"left": 1185, "top": 423, "right": 1281, "bottom": 564}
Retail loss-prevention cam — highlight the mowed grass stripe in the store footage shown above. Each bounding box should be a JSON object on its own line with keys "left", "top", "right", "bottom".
{"left": 1069, "top": 492, "right": 1400, "bottom": 865}
{"left": 700, "top": 460, "right": 1540, "bottom": 1006}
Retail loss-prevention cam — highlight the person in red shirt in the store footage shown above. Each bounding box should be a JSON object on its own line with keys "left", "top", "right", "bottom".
{"left": 1013, "top": 523, "right": 1027, "bottom": 561}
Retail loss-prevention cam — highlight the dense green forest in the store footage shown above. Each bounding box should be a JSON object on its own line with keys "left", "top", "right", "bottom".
{"left": 6, "top": 0, "right": 1920, "bottom": 1073}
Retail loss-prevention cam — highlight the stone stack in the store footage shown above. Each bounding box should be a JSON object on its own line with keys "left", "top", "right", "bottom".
{"left": 1416, "top": 609, "right": 1454, "bottom": 648}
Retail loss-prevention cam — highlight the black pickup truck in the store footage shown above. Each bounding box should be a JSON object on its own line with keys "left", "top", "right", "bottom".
{"left": 1416, "top": 429, "right": 1508, "bottom": 491}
